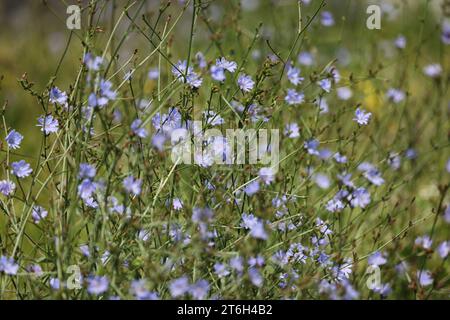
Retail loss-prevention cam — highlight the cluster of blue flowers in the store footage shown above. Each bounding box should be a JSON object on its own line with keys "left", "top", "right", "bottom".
{"left": 0, "top": 0, "right": 448, "bottom": 300}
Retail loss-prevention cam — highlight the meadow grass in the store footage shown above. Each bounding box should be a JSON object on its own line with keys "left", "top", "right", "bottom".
{"left": 0, "top": 0, "right": 449, "bottom": 299}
